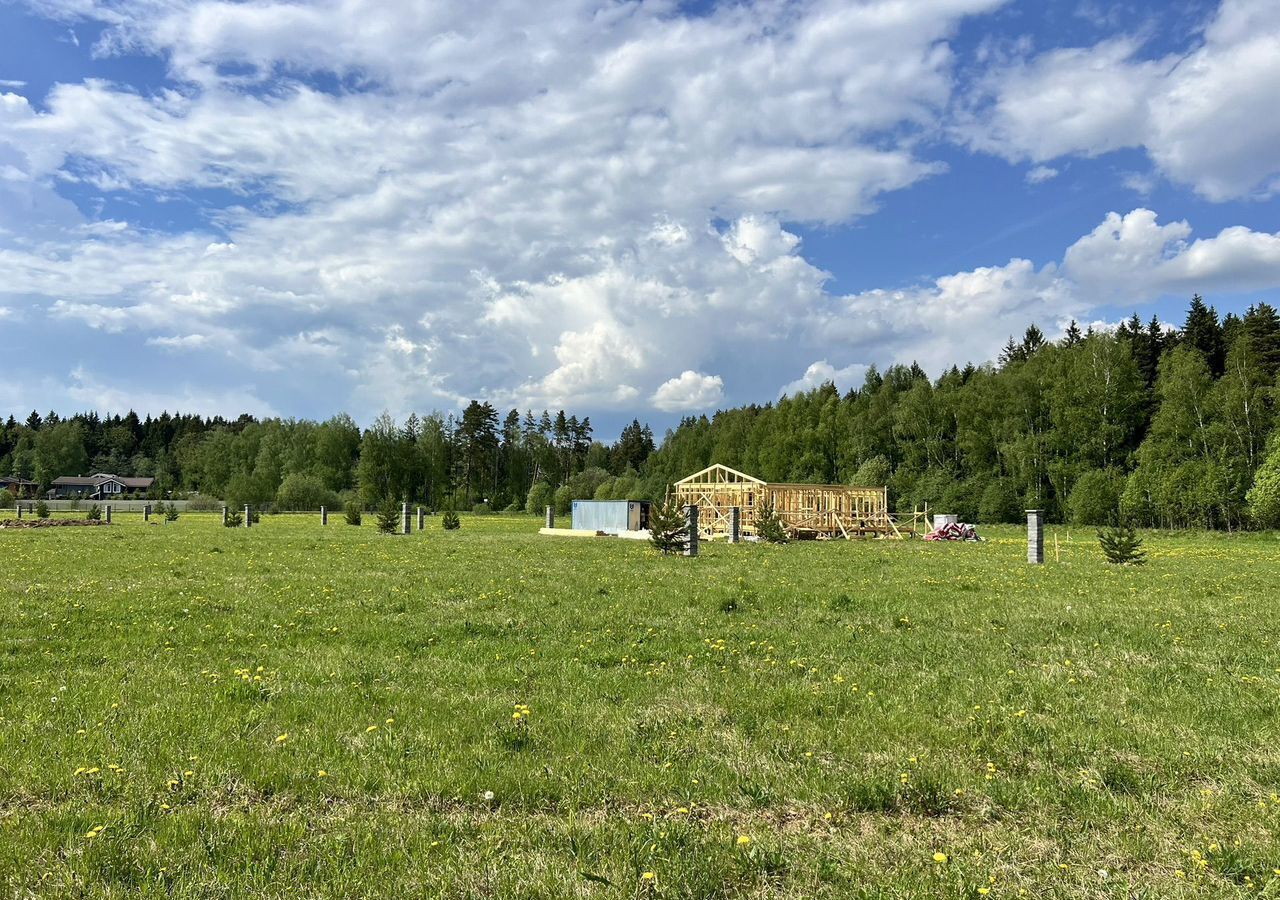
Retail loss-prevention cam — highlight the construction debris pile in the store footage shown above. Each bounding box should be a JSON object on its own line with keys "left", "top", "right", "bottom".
{"left": 924, "top": 521, "right": 982, "bottom": 542}
{"left": 0, "top": 519, "right": 109, "bottom": 529}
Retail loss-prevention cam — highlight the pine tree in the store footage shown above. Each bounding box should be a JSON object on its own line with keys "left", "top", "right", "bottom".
{"left": 1182, "top": 294, "right": 1225, "bottom": 376}
{"left": 375, "top": 497, "right": 400, "bottom": 534}
{"left": 1021, "top": 324, "right": 1046, "bottom": 356}
{"left": 1243, "top": 302, "right": 1280, "bottom": 381}
{"left": 754, "top": 496, "right": 789, "bottom": 543}
{"left": 648, "top": 494, "right": 688, "bottom": 555}
{"left": 441, "top": 507, "right": 461, "bottom": 530}
{"left": 1098, "top": 524, "right": 1146, "bottom": 565}
{"left": 1063, "top": 320, "right": 1082, "bottom": 346}
{"left": 999, "top": 336, "right": 1025, "bottom": 367}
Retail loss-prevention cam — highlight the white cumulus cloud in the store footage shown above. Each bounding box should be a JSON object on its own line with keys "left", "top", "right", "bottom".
{"left": 961, "top": 0, "right": 1280, "bottom": 200}
{"left": 652, "top": 371, "right": 725, "bottom": 412}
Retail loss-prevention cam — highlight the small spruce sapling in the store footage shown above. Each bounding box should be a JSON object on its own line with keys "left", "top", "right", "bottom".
{"left": 34, "top": 500, "right": 49, "bottom": 520}
{"left": 375, "top": 498, "right": 400, "bottom": 534}
{"left": 164, "top": 502, "right": 180, "bottom": 522}
{"left": 1098, "top": 523, "right": 1146, "bottom": 565}
{"left": 86, "top": 504, "right": 102, "bottom": 522}
{"left": 344, "top": 501, "right": 363, "bottom": 526}
{"left": 224, "top": 510, "right": 243, "bottom": 527}
{"left": 442, "top": 506, "right": 461, "bottom": 530}
{"left": 754, "top": 496, "right": 789, "bottom": 544}
{"left": 648, "top": 495, "right": 688, "bottom": 555}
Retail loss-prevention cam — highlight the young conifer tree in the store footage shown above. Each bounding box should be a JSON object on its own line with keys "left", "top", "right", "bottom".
{"left": 375, "top": 497, "right": 400, "bottom": 534}
{"left": 754, "top": 496, "right": 789, "bottom": 543}
{"left": 648, "top": 494, "right": 688, "bottom": 555}
{"left": 1098, "top": 523, "right": 1145, "bottom": 565}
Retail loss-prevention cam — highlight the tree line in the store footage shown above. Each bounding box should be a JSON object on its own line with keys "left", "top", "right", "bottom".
{"left": 0, "top": 403, "right": 656, "bottom": 515}
{"left": 645, "top": 295, "right": 1280, "bottom": 529}
{"left": 5, "top": 295, "right": 1280, "bottom": 528}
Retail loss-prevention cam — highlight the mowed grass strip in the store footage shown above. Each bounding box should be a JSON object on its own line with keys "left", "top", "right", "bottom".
{"left": 0, "top": 513, "right": 1278, "bottom": 898}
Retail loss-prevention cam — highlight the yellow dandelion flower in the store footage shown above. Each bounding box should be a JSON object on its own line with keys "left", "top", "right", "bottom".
{"left": 933, "top": 852, "right": 949, "bottom": 863}
{"left": 275, "top": 733, "right": 288, "bottom": 743}
{"left": 641, "top": 871, "right": 656, "bottom": 882}
{"left": 366, "top": 725, "right": 378, "bottom": 733}
{"left": 736, "top": 835, "right": 751, "bottom": 846}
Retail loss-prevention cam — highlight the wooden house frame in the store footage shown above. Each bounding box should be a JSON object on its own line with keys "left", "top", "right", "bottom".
{"left": 673, "top": 463, "right": 900, "bottom": 539}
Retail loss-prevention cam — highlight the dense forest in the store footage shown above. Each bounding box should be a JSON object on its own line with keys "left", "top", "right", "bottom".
{"left": 6, "top": 295, "right": 1280, "bottom": 528}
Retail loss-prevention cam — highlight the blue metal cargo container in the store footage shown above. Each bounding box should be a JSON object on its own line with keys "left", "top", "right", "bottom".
{"left": 571, "top": 500, "right": 651, "bottom": 533}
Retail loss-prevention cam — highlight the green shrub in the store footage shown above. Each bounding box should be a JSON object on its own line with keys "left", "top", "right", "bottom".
{"left": 1247, "top": 439, "right": 1280, "bottom": 528}
{"left": 185, "top": 494, "right": 221, "bottom": 511}
{"left": 1069, "top": 469, "right": 1124, "bottom": 526}
{"left": 525, "top": 482, "right": 553, "bottom": 516}
{"left": 977, "top": 478, "right": 1021, "bottom": 524}
{"left": 344, "top": 501, "right": 363, "bottom": 526}
{"left": 34, "top": 500, "right": 49, "bottom": 519}
{"left": 852, "top": 455, "right": 891, "bottom": 487}
{"left": 375, "top": 498, "right": 400, "bottom": 534}
{"left": 754, "top": 496, "right": 789, "bottom": 544}
{"left": 164, "top": 502, "right": 180, "bottom": 522}
{"left": 442, "top": 508, "right": 461, "bottom": 530}
{"left": 86, "top": 504, "right": 102, "bottom": 522}
{"left": 0, "top": 488, "right": 12, "bottom": 508}
{"left": 224, "top": 510, "right": 243, "bottom": 528}
{"left": 276, "top": 473, "right": 340, "bottom": 512}
{"left": 553, "top": 484, "right": 574, "bottom": 516}
{"left": 939, "top": 478, "right": 980, "bottom": 524}
{"left": 471, "top": 502, "right": 492, "bottom": 516}
{"left": 1099, "top": 524, "right": 1145, "bottom": 565}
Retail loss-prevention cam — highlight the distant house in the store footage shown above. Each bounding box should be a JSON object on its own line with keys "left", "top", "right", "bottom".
{"left": 0, "top": 476, "right": 37, "bottom": 498}
{"left": 48, "top": 474, "right": 155, "bottom": 500}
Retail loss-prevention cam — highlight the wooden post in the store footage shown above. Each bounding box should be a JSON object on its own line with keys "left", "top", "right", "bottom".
{"left": 729, "top": 506, "right": 741, "bottom": 544}
{"left": 417, "top": 507, "right": 425, "bottom": 531}
{"left": 1027, "top": 509, "right": 1043, "bottom": 564}
{"left": 402, "top": 502, "right": 411, "bottom": 535}
{"left": 684, "top": 505, "right": 699, "bottom": 557}
{"left": 545, "top": 505, "right": 554, "bottom": 529}
{"left": 105, "top": 505, "right": 112, "bottom": 525}
{"left": 15, "top": 504, "right": 21, "bottom": 520}
{"left": 244, "top": 505, "right": 252, "bottom": 529}
{"left": 321, "top": 505, "right": 328, "bottom": 526}
{"left": 221, "top": 505, "right": 228, "bottom": 526}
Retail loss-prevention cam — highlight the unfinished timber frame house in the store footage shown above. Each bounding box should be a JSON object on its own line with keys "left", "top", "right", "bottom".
{"left": 673, "top": 464, "right": 900, "bottom": 540}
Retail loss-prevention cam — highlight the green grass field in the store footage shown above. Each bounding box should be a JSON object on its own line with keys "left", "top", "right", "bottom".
{"left": 1, "top": 513, "right": 1278, "bottom": 898}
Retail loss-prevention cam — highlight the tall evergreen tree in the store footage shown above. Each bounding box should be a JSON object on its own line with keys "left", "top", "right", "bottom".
{"left": 1182, "top": 294, "right": 1226, "bottom": 376}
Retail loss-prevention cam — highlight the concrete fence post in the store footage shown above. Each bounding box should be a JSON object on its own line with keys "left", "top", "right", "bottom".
{"left": 1027, "top": 509, "right": 1043, "bottom": 565}
{"left": 417, "top": 507, "right": 425, "bottom": 531}
{"left": 321, "top": 505, "right": 328, "bottom": 526}
{"left": 244, "top": 505, "right": 252, "bottom": 529}
{"left": 143, "top": 504, "right": 151, "bottom": 522}
{"left": 105, "top": 505, "right": 112, "bottom": 525}
{"left": 729, "top": 506, "right": 741, "bottom": 544}
{"left": 684, "top": 505, "right": 699, "bottom": 557}
{"left": 15, "top": 504, "right": 21, "bottom": 520}
{"left": 545, "top": 505, "right": 554, "bottom": 529}
{"left": 402, "top": 502, "right": 411, "bottom": 535}
{"left": 221, "top": 505, "right": 228, "bottom": 526}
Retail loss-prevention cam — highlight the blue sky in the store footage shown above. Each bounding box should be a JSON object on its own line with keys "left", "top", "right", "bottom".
{"left": 1, "top": 0, "right": 1278, "bottom": 438}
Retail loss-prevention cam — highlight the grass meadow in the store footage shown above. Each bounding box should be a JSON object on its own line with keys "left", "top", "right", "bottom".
{"left": 1, "top": 512, "right": 1278, "bottom": 898}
